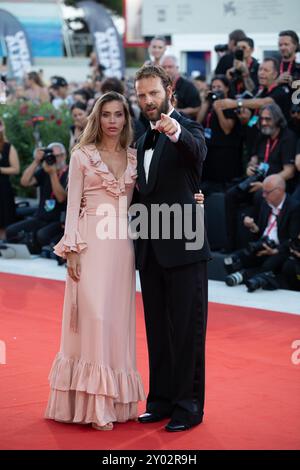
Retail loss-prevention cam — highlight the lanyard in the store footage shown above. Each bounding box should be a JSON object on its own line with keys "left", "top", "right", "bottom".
{"left": 280, "top": 60, "right": 293, "bottom": 75}
{"left": 205, "top": 111, "right": 213, "bottom": 129}
{"left": 50, "top": 167, "right": 68, "bottom": 199}
{"left": 257, "top": 83, "right": 277, "bottom": 97}
{"left": 264, "top": 138, "right": 279, "bottom": 163}
{"left": 265, "top": 209, "right": 281, "bottom": 237}
{"left": 254, "top": 84, "right": 278, "bottom": 115}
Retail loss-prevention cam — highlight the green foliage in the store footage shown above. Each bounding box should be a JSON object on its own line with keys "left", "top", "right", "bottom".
{"left": 0, "top": 102, "right": 72, "bottom": 196}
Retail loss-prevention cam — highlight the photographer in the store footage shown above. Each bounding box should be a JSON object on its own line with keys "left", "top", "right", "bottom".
{"left": 218, "top": 58, "right": 292, "bottom": 122}
{"left": 161, "top": 55, "right": 201, "bottom": 120}
{"left": 226, "top": 37, "right": 259, "bottom": 95}
{"left": 6, "top": 143, "right": 68, "bottom": 253}
{"left": 225, "top": 103, "right": 296, "bottom": 251}
{"left": 224, "top": 175, "right": 300, "bottom": 292}
{"left": 197, "top": 75, "right": 242, "bottom": 193}
{"left": 277, "top": 30, "right": 300, "bottom": 87}
{"left": 281, "top": 234, "right": 300, "bottom": 291}
{"left": 215, "top": 29, "right": 247, "bottom": 75}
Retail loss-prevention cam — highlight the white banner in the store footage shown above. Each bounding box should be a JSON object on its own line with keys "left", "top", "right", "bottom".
{"left": 142, "top": 0, "right": 300, "bottom": 36}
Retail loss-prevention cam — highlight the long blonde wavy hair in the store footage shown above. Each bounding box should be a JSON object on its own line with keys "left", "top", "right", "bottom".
{"left": 74, "top": 91, "right": 133, "bottom": 151}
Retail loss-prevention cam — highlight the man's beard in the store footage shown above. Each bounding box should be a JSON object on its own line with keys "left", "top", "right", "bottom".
{"left": 141, "top": 95, "right": 170, "bottom": 123}
{"left": 261, "top": 126, "right": 277, "bottom": 136}
{"left": 282, "top": 51, "right": 294, "bottom": 61}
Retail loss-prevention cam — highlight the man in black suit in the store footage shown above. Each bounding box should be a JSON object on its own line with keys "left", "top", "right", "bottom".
{"left": 133, "top": 65, "right": 210, "bottom": 432}
{"left": 224, "top": 174, "right": 300, "bottom": 291}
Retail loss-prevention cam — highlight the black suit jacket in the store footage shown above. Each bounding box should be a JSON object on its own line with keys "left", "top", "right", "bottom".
{"left": 133, "top": 110, "right": 211, "bottom": 270}
{"left": 256, "top": 195, "right": 300, "bottom": 251}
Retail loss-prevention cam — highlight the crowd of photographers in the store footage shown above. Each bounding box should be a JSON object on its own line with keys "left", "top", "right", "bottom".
{"left": 0, "top": 30, "right": 300, "bottom": 292}
{"left": 199, "top": 29, "right": 300, "bottom": 293}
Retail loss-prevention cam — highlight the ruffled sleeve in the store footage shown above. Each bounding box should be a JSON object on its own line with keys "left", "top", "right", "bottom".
{"left": 54, "top": 150, "right": 87, "bottom": 258}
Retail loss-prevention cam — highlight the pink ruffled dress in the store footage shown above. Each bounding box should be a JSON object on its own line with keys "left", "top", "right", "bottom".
{"left": 45, "top": 145, "right": 146, "bottom": 426}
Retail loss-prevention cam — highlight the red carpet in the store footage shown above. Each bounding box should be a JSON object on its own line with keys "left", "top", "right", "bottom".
{"left": 0, "top": 272, "right": 299, "bottom": 450}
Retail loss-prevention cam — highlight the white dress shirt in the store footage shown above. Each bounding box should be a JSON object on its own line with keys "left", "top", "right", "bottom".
{"left": 144, "top": 108, "right": 182, "bottom": 183}
{"left": 263, "top": 196, "right": 286, "bottom": 245}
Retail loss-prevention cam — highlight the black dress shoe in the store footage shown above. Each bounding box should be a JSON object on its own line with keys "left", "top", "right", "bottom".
{"left": 165, "top": 418, "right": 202, "bottom": 432}
{"left": 138, "top": 412, "right": 169, "bottom": 423}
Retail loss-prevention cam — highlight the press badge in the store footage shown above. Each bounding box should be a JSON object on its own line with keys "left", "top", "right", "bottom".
{"left": 44, "top": 199, "right": 56, "bottom": 212}
{"left": 258, "top": 162, "right": 270, "bottom": 174}
{"left": 248, "top": 115, "right": 259, "bottom": 128}
{"left": 204, "top": 128, "right": 212, "bottom": 140}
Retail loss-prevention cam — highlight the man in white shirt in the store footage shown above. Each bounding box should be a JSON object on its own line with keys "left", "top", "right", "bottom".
{"left": 224, "top": 175, "right": 300, "bottom": 291}
{"left": 134, "top": 64, "right": 210, "bottom": 432}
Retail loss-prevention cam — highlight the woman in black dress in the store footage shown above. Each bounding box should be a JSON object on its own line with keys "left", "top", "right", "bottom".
{"left": 0, "top": 119, "right": 20, "bottom": 239}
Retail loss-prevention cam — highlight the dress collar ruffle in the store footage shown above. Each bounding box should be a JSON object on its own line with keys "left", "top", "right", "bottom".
{"left": 80, "top": 144, "right": 137, "bottom": 198}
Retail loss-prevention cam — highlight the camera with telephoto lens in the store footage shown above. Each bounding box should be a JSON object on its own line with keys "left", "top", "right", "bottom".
{"left": 245, "top": 271, "right": 279, "bottom": 293}
{"left": 207, "top": 90, "right": 225, "bottom": 103}
{"left": 40, "top": 147, "right": 57, "bottom": 166}
{"left": 247, "top": 236, "right": 277, "bottom": 255}
{"left": 237, "top": 162, "right": 269, "bottom": 193}
{"left": 224, "top": 253, "right": 245, "bottom": 287}
{"left": 214, "top": 44, "right": 229, "bottom": 53}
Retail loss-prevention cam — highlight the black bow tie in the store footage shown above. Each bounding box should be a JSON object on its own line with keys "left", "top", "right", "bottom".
{"left": 144, "top": 129, "right": 160, "bottom": 150}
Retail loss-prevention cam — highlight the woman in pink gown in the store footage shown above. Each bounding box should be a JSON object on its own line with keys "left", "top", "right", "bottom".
{"left": 45, "top": 92, "right": 145, "bottom": 431}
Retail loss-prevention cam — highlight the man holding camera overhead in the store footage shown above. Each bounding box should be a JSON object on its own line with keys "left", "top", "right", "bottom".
{"left": 224, "top": 103, "right": 296, "bottom": 252}
{"left": 226, "top": 37, "right": 259, "bottom": 96}
{"left": 197, "top": 75, "right": 242, "bottom": 194}
{"left": 6, "top": 143, "right": 68, "bottom": 253}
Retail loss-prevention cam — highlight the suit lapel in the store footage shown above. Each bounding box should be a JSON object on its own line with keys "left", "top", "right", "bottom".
{"left": 261, "top": 203, "right": 271, "bottom": 232}
{"left": 137, "top": 133, "right": 147, "bottom": 192}
{"left": 277, "top": 196, "right": 288, "bottom": 236}
{"left": 145, "top": 133, "right": 167, "bottom": 195}
{"left": 137, "top": 110, "right": 182, "bottom": 196}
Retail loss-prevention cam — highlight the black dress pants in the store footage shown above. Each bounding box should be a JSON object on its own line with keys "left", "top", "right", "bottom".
{"left": 6, "top": 217, "right": 62, "bottom": 252}
{"left": 139, "top": 242, "right": 208, "bottom": 424}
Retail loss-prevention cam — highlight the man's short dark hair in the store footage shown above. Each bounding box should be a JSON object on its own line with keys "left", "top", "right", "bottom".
{"left": 135, "top": 65, "right": 172, "bottom": 91}
{"left": 238, "top": 37, "right": 255, "bottom": 49}
{"left": 229, "top": 29, "right": 247, "bottom": 45}
{"left": 101, "top": 77, "right": 125, "bottom": 95}
{"left": 279, "top": 30, "right": 300, "bottom": 47}
{"left": 194, "top": 75, "right": 207, "bottom": 82}
{"left": 151, "top": 36, "right": 167, "bottom": 44}
{"left": 211, "top": 74, "right": 230, "bottom": 89}
{"left": 263, "top": 57, "right": 280, "bottom": 76}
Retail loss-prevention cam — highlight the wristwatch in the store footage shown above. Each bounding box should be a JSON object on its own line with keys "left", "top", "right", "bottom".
{"left": 237, "top": 99, "right": 243, "bottom": 109}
